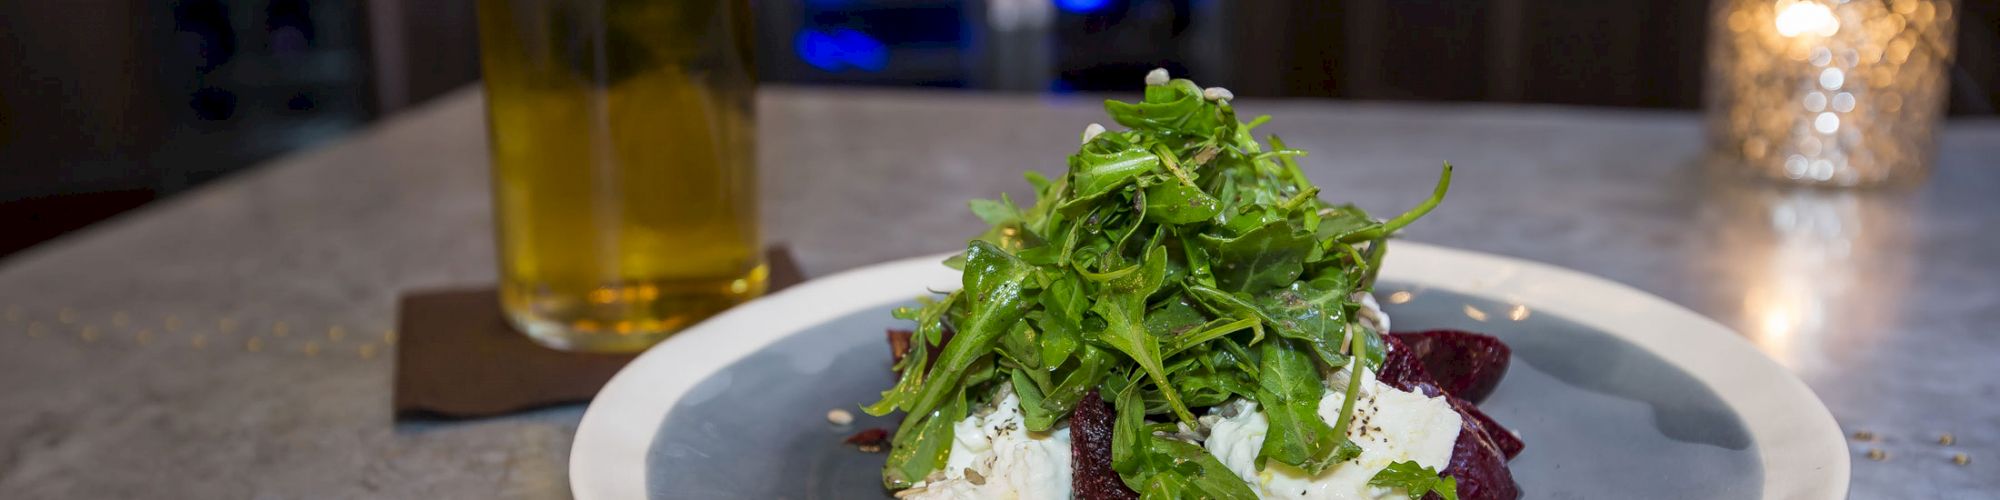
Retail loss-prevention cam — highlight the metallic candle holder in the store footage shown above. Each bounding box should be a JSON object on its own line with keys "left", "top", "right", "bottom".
{"left": 1704, "top": 0, "right": 1959, "bottom": 187}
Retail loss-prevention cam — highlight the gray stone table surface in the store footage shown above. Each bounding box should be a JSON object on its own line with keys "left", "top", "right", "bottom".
{"left": 1, "top": 86, "right": 1995, "bottom": 499}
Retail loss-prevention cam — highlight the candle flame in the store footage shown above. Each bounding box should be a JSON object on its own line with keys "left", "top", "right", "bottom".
{"left": 1774, "top": 0, "right": 1840, "bottom": 38}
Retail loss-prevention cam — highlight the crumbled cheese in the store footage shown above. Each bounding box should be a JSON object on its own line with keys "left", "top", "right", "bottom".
{"left": 1355, "top": 292, "right": 1390, "bottom": 333}
{"left": 1204, "top": 369, "right": 1460, "bottom": 499}
{"left": 904, "top": 392, "right": 1072, "bottom": 499}
{"left": 1145, "top": 68, "right": 1171, "bottom": 86}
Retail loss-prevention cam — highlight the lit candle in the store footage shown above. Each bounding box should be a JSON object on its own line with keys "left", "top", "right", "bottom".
{"left": 1705, "top": 0, "right": 1959, "bottom": 186}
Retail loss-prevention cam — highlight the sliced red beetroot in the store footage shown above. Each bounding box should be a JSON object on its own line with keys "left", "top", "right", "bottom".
{"left": 1434, "top": 424, "right": 1520, "bottom": 500}
{"left": 1380, "top": 336, "right": 1522, "bottom": 500}
{"left": 1452, "top": 396, "right": 1523, "bottom": 460}
{"left": 886, "top": 328, "right": 954, "bottom": 373}
{"left": 1377, "top": 334, "right": 1442, "bottom": 397}
{"left": 1071, "top": 389, "right": 1138, "bottom": 500}
{"left": 1390, "top": 330, "right": 1512, "bottom": 404}
{"left": 887, "top": 329, "right": 913, "bottom": 366}
{"left": 844, "top": 428, "right": 890, "bottom": 453}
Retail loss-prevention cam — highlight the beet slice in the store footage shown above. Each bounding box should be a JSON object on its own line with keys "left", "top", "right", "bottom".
{"left": 844, "top": 428, "right": 891, "bottom": 453}
{"left": 1433, "top": 424, "right": 1520, "bottom": 500}
{"left": 1452, "top": 396, "right": 1523, "bottom": 460}
{"left": 1377, "top": 334, "right": 1442, "bottom": 397}
{"left": 1379, "top": 336, "right": 1522, "bottom": 500}
{"left": 1382, "top": 330, "right": 1521, "bottom": 459}
{"left": 1391, "top": 330, "right": 1512, "bottom": 404}
{"left": 1071, "top": 389, "right": 1138, "bottom": 500}
{"left": 886, "top": 327, "right": 954, "bottom": 373}
{"left": 887, "top": 329, "right": 914, "bottom": 366}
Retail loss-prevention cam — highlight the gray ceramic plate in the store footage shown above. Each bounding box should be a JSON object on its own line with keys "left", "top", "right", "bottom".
{"left": 572, "top": 244, "right": 1847, "bottom": 500}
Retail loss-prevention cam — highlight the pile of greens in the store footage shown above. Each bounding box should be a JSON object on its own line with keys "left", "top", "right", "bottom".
{"left": 863, "top": 73, "right": 1452, "bottom": 497}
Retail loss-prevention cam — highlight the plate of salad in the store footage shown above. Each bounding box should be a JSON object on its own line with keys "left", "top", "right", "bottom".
{"left": 570, "top": 71, "right": 1847, "bottom": 500}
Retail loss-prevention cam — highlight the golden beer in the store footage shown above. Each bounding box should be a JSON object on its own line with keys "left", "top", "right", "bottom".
{"left": 477, "top": 0, "right": 761, "bottom": 352}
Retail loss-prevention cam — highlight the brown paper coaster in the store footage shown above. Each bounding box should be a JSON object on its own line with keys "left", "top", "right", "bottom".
{"left": 393, "top": 245, "right": 806, "bottom": 420}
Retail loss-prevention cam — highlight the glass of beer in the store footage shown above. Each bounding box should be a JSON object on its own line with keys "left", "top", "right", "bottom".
{"left": 476, "top": 0, "right": 762, "bottom": 352}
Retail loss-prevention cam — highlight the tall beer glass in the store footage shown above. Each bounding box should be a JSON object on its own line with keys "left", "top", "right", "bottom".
{"left": 477, "top": 0, "right": 761, "bottom": 352}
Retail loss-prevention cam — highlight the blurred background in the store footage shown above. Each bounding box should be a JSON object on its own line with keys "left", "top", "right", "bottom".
{"left": 2, "top": 0, "right": 1994, "bottom": 260}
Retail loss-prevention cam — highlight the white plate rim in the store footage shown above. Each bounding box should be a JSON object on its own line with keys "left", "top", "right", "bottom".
{"left": 569, "top": 242, "right": 1849, "bottom": 500}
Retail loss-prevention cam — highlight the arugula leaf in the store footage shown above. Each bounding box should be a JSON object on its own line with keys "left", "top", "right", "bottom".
{"left": 1117, "top": 371, "right": 1256, "bottom": 500}
{"left": 996, "top": 321, "right": 1042, "bottom": 370}
{"left": 1324, "top": 345, "right": 1368, "bottom": 462}
{"left": 1360, "top": 236, "right": 1390, "bottom": 290}
{"left": 1164, "top": 316, "right": 1260, "bottom": 356}
{"left": 1312, "top": 204, "right": 1378, "bottom": 244}
{"left": 1252, "top": 339, "right": 1347, "bottom": 474}
{"left": 1127, "top": 437, "right": 1258, "bottom": 500}
{"left": 1111, "top": 379, "right": 1148, "bottom": 473}
{"left": 882, "top": 386, "right": 968, "bottom": 489}
{"left": 1142, "top": 183, "right": 1222, "bottom": 225}
{"left": 1253, "top": 278, "right": 1357, "bottom": 368}
{"left": 968, "top": 194, "right": 1021, "bottom": 226}
{"left": 901, "top": 241, "right": 1036, "bottom": 419}
{"left": 1369, "top": 461, "right": 1461, "bottom": 500}
{"left": 1255, "top": 339, "right": 1322, "bottom": 401}
{"left": 1116, "top": 378, "right": 1257, "bottom": 500}
{"left": 1141, "top": 297, "right": 1209, "bottom": 340}
{"left": 1072, "top": 146, "right": 1160, "bottom": 200}
{"left": 1141, "top": 146, "right": 1223, "bottom": 226}
{"left": 1042, "top": 270, "right": 1089, "bottom": 321}
{"left": 1180, "top": 237, "right": 1216, "bottom": 287}
{"left": 1103, "top": 79, "right": 1226, "bottom": 137}
{"left": 1338, "top": 163, "right": 1453, "bottom": 244}
{"left": 1159, "top": 439, "right": 1260, "bottom": 500}
{"left": 1037, "top": 345, "right": 1114, "bottom": 420}
{"left": 1033, "top": 270, "right": 1088, "bottom": 372}
{"left": 1136, "top": 471, "right": 1193, "bottom": 500}
{"left": 1021, "top": 170, "right": 1070, "bottom": 237}
{"left": 1200, "top": 219, "right": 1313, "bottom": 293}
{"left": 1185, "top": 285, "right": 1263, "bottom": 325}
{"left": 862, "top": 291, "right": 959, "bottom": 416}
{"left": 1171, "top": 355, "right": 1257, "bottom": 408}
{"left": 1012, "top": 368, "right": 1057, "bottom": 431}
{"left": 1093, "top": 245, "right": 1196, "bottom": 423}
{"left": 1035, "top": 311, "right": 1082, "bottom": 371}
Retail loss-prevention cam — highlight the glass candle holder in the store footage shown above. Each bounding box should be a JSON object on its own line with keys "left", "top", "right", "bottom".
{"left": 1704, "top": 0, "right": 1958, "bottom": 187}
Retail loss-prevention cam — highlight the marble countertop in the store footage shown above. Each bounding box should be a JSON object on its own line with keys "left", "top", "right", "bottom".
{"left": 0, "top": 86, "right": 1994, "bottom": 498}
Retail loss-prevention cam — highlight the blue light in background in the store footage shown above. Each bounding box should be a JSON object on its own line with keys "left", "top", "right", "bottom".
{"left": 1055, "top": 0, "right": 1111, "bottom": 14}
{"left": 794, "top": 28, "right": 888, "bottom": 73}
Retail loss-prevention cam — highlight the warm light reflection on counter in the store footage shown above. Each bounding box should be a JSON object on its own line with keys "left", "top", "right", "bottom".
{"left": 1759, "top": 308, "right": 1794, "bottom": 344}
{"left": 1708, "top": 180, "right": 1913, "bottom": 373}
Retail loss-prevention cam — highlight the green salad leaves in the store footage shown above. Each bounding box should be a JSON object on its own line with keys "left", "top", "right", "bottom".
{"left": 1369, "top": 461, "right": 1461, "bottom": 500}
{"left": 865, "top": 72, "right": 1453, "bottom": 493}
